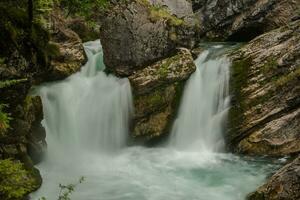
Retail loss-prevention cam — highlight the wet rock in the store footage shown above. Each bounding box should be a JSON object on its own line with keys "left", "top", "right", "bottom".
{"left": 227, "top": 20, "right": 300, "bottom": 156}
{"left": 99, "top": 0, "right": 198, "bottom": 76}
{"left": 129, "top": 49, "right": 196, "bottom": 140}
{"left": 0, "top": 4, "right": 86, "bottom": 198}
{"left": 193, "top": 0, "right": 299, "bottom": 41}
{"left": 247, "top": 156, "right": 300, "bottom": 200}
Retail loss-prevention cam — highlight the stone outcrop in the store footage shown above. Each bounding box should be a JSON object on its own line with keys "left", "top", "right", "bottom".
{"left": 247, "top": 156, "right": 300, "bottom": 200}
{"left": 227, "top": 19, "right": 300, "bottom": 156}
{"left": 192, "top": 0, "right": 299, "bottom": 41}
{"left": 0, "top": 3, "right": 86, "bottom": 199}
{"left": 47, "top": 8, "right": 87, "bottom": 80}
{"left": 99, "top": 0, "right": 199, "bottom": 76}
{"left": 129, "top": 49, "right": 196, "bottom": 141}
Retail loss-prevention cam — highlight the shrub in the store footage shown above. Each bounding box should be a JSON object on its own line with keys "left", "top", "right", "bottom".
{"left": 0, "top": 159, "right": 39, "bottom": 200}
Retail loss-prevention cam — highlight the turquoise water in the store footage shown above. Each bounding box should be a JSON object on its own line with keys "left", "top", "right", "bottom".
{"left": 31, "top": 147, "right": 282, "bottom": 200}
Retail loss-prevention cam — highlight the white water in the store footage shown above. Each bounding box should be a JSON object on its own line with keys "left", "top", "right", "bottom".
{"left": 31, "top": 41, "right": 279, "bottom": 200}
{"left": 170, "top": 48, "right": 230, "bottom": 152}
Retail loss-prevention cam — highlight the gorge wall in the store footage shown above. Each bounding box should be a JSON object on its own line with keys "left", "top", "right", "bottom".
{"left": 0, "top": 2, "right": 86, "bottom": 199}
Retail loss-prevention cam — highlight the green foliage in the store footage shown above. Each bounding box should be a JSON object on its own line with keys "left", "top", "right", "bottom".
{"left": 39, "top": 177, "right": 85, "bottom": 200}
{"left": 149, "top": 5, "right": 183, "bottom": 26}
{"left": 0, "top": 79, "right": 28, "bottom": 89}
{"left": 0, "top": 104, "right": 12, "bottom": 135}
{"left": 60, "top": 0, "right": 109, "bottom": 18}
{"left": 0, "top": 159, "right": 38, "bottom": 200}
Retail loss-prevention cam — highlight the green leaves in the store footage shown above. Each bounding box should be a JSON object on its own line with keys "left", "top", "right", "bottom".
{"left": 57, "top": 177, "right": 85, "bottom": 200}
{"left": 0, "top": 79, "right": 28, "bottom": 89}
{"left": 0, "top": 159, "right": 39, "bottom": 200}
{"left": 0, "top": 104, "right": 12, "bottom": 135}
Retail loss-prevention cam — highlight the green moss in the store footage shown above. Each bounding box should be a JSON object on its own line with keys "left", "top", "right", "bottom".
{"left": 262, "top": 58, "right": 278, "bottom": 74}
{"left": 0, "top": 159, "right": 39, "bottom": 200}
{"left": 46, "top": 42, "right": 61, "bottom": 58}
{"left": 0, "top": 104, "right": 12, "bottom": 136}
{"left": 149, "top": 5, "right": 183, "bottom": 26}
{"left": 0, "top": 79, "right": 28, "bottom": 89}
{"left": 228, "top": 57, "right": 252, "bottom": 144}
{"left": 275, "top": 67, "right": 300, "bottom": 87}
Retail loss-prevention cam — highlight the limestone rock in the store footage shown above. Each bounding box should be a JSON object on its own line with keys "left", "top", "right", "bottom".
{"left": 228, "top": 19, "right": 300, "bottom": 156}
{"left": 193, "top": 0, "right": 299, "bottom": 41}
{"left": 247, "top": 156, "right": 300, "bottom": 200}
{"left": 129, "top": 49, "right": 196, "bottom": 140}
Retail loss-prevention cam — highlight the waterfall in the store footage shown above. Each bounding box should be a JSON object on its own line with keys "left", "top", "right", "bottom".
{"left": 170, "top": 46, "right": 231, "bottom": 152}
{"left": 31, "top": 42, "right": 278, "bottom": 200}
{"left": 38, "top": 40, "right": 133, "bottom": 154}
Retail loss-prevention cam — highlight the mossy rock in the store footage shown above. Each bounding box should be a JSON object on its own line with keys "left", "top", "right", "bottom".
{"left": 0, "top": 159, "right": 41, "bottom": 200}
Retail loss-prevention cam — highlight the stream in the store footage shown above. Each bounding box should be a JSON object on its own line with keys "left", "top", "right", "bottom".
{"left": 31, "top": 40, "right": 282, "bottom": 200}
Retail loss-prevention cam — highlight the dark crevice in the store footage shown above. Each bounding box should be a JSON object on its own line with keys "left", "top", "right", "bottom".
{"left": 227, "top": 25, "right": 265, "bottom": 42}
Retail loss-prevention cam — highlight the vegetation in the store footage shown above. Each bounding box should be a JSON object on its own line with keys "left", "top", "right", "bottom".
{"left": 0, "top": 79, "right": 28, "bottom": 89}
{"left": 275, "top": 67, "right": 300, "bottom": 87}
{"left": 0, "top": 159, "right": 39, "bottom": 200}
{"left": 59, "top": 0, "right": 108, "bottom": 17}
{"left": 149, "top": 5, "right": 184, "bottom": 26}
{"left": 0, "top": 104, "right": 12, "bottom": 135}
{"left": 39, "top": 177, "right": 85, "bottom": 200}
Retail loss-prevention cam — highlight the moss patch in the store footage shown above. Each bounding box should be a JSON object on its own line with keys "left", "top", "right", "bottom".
{"left": 0, "top": 104, "right": 12, "bottom": 136}
{"left": 227, "top": 57, "right": 252, "bottom": 146}
{"left": 275, "top": 67, "right": 300, "bottom": 87}
{"left": 0, "top": 159, "right": 40, "bottom": 200}
{"left": 149, "top": 5, "right": 183, "bottom": 26}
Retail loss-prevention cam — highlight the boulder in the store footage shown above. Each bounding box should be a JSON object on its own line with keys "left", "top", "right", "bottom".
{"left": 99, "top": 0, "right": 198, "bottom": 76}
{"left": 227, "top": 19, "right": 300, "bottom": 156}
{"left": 247, "top": 156, "right": 300, "bottom": 200}
{"left": 47, "top": 8, "right": 87, "bottom": 80}
{"left": 193, "top": 0, "right": 299, "bottom": 41}
{"left": 129, "top": 49, "right": 196, "bottom": 140}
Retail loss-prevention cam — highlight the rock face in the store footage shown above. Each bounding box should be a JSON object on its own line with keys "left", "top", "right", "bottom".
{"left": 99, "top": 0, "right": 198, "bottom": 76}
{"left": 129, "top": 49, "right": 196, "bottom": 140}
{"left": 228, "top": 19, "right": 300, "bottom": 156}
{"left": 247, "top": 156, "right": 300, "bottom": 200}
{"left": 47, "top": 8, "right": 87, "bottom": 80}
{"left": 0, "top": 3, "right": 86, "bottom": 199}
{"left": 192, "top": 0, "right": 299, "bottom": 41}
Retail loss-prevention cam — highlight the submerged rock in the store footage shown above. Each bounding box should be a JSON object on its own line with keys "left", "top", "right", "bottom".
{"left": 228, "top": 19, "right": 300, "bottom": 156}
{"left": 99, "top": 0, "right": 198, "bottom": 76}
{"left": 129, "top": 49, "right": 196, "bottom": 141}
{"left": 192, "top": 0, "right": 299, "bottom": 41}
{"left": 247, "top": 156, "right": 300, "bottom": 200}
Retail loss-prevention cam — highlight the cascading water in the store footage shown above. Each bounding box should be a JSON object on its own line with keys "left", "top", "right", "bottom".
{"left": 38, "top": 40, "right": 133, "bottom": 154}
{"left": 31, "top": 42, "right": 280, "bottom": 200}
{"left": 170, "top": 47, "right": 230, "bottom": 152}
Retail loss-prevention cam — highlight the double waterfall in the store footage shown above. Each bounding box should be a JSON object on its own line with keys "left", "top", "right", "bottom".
{"left": 32, "top": 41, "right": 275, "bottom": 200}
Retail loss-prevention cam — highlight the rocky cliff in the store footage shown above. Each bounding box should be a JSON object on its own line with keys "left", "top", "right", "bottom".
{"left": 0, "top": 2, "right": 86, "bottom": 199}
{"left": 192, "top": 0, "right": 299, "bottom": 41}
{"left": 228, "top": 19, "right": 300, "bottom": 156}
